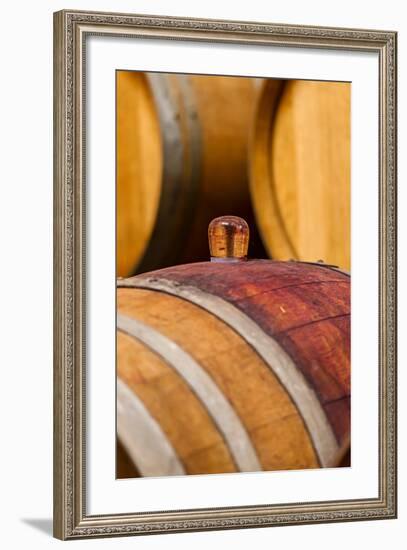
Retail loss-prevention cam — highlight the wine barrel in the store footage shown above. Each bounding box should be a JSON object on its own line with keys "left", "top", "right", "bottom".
{"left": 117, "top": 71, "right": 263, "bottom": 277}
{"left": 250, "top": 79, "right": 351, "bottom": 270}
{"left": 116, "top": 219, "right": 350, "bottom": 477}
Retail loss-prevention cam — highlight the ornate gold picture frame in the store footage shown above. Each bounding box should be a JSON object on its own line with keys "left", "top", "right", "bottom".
{"left": 53, "top": 9, "right": 397, "bottom": 540}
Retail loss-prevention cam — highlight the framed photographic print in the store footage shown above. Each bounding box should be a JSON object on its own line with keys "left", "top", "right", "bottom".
{"left": 53, "top": 9, "right": 397, "bottom": 540}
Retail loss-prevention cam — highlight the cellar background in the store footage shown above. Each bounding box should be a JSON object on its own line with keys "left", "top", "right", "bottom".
{"left": 117, "top": 72, "right": 350, "bottom": 276}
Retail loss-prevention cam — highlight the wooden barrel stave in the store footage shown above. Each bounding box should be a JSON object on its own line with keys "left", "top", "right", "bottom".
{"left": 118, "top": 330, "right": 237, "bottom": 475}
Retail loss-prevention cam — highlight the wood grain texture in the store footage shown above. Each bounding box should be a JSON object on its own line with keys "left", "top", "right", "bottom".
{"left": 125, "top": 275, "right": 340, "bottom": 467}
{"left": 250, "top": 79, "right": 350, "bottom": 270}
{"left": 118, "top": 313, "right": 261, "bottom": 472}
{"left": 117, "top": 287, "right": 320, "bottom": 474}
{"left": 125, "top": 260, "right": 350, "bottom": 445}
{"left": 117, "top": 331, "right": 237, "bottom": 475}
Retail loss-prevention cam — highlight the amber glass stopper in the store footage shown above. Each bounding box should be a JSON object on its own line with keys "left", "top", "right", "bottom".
{"left": 208, "top": 216, "right": 249, "bottom": 262}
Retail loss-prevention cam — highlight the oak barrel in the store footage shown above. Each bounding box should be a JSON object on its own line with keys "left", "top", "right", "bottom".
{"left": 117, "top": 72, "right": 263, "bottom": 277}
{"left": 250, "top": 79, "right": 351, "bottom": 269}
{"left": 117, "top": 259, "right": 350, "bottom": 477}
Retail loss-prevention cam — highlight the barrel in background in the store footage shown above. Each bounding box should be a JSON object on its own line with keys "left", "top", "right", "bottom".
{"left": 116, "top": 71, "right": 163, "bottom": 277}
{"left": 250, "top": 79, "right": 351, "bottom": 270}
{"left": 117, "top": 72, "right": 265, "bottom": 277}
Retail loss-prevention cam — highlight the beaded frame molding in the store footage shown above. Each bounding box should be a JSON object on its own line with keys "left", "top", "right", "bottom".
{"left": 53, "top": 9, "right": 397, "bottom": 540}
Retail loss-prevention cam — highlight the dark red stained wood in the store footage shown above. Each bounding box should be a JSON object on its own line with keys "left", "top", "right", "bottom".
{"left": 236, "top": 281, "right": 349, "bottom": 333}
{"left": 276, "top": 316, "right": 350, "bottom": 400}
{"left": 132, "top": 260, "right": 350, "bottom": 444}
{"left": 141, "top": 260, "right": 348, "bottom": 300}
